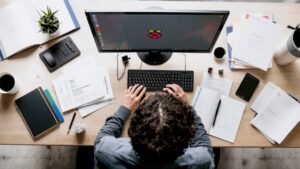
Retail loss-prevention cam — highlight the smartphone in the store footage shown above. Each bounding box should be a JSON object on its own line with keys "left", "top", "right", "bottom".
{"left": 235, "top": 73, "right": 260, "bottom": 101}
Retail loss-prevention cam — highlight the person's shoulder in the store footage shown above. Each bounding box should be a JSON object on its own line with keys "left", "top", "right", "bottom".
{"left": 177, "top": 147, "right": 215, "bottom": 169}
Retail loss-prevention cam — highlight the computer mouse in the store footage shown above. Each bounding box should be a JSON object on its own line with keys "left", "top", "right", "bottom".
{"left": 43, "top": 53, "right": 56, "bottom": 68}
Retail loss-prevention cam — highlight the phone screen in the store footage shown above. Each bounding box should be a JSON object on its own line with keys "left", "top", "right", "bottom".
{"left": 235, "top": 73, "right": 260, "bottom": 101}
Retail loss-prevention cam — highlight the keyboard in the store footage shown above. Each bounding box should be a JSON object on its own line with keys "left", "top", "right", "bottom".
{"left": 127, "top": 69, "right": 194, "bottom": 92}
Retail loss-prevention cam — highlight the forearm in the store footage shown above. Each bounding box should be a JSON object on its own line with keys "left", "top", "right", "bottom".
{"left": 94, "top": 106, "right": 130, "bottom": 144}
{"left": 190, "top": 113, "right": 212, "bottom": 149}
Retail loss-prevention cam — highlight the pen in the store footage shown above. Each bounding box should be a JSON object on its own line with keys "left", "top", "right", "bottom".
{"left": 67, "top": 112, "right": 76, "bottom": 135}
{"left": 212, "top": 100, "right": 221, "bottom": 127}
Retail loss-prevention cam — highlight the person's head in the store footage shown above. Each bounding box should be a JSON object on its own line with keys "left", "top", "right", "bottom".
{"left": 128, "top": 93, "right": 196, "bottom": 164}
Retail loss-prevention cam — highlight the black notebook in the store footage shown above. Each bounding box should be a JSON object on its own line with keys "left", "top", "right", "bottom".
{"left": 15, "top": 87, "right": 59, "bottom": 138}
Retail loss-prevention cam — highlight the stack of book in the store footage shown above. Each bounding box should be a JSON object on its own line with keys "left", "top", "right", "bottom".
{"left": 226, "top": 13, "right": 283, "bottom": 71}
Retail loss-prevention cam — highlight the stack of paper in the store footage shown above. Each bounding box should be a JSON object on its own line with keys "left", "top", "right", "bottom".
{"left": 226, "top": 14, "right": 283, "bottom": 71}
{"left": 251, "top": 82, "right": 300, "bottom": 144}
{"left": 53, "top": 56, "right": 114, "bottom": 117}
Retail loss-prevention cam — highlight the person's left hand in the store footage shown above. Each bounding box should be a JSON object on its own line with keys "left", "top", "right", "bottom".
{"left": 122, "top": 84, "right": 146, "bottom": 112}
{"left": 163, "top": 84, "right": 189, "bottom": 104}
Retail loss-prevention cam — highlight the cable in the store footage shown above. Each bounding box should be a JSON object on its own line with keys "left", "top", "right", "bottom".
{"left": 116, "top": 53, "right": 126, "bottom": 80}
{"left": 139, "top": 60, "right": 142, "bottom": 69}
{"left": 183, "top": 53, "right": 187, "bottom": 71}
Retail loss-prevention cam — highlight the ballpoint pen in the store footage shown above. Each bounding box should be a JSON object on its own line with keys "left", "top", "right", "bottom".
{"left": 67, "top": 112, "right": 76, "bottom": 135}
{"left": 212, "top": 100, "right": 221, "bottom": 127}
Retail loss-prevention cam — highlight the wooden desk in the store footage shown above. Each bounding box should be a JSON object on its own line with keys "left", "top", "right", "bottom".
{"left": 1, "top": 0, "right": 300, "bottom": 147}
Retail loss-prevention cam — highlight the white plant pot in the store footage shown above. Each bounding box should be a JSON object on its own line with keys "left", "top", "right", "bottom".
{"left": 48, "top": 28, "right": 60, "bottom": 37}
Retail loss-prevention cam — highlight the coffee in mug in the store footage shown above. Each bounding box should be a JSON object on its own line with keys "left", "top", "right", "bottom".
{"left": 0, "top": 73, "right": 19, "bottom": 94}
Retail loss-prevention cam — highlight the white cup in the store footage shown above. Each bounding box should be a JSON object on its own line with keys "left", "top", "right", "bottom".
{"left": 274, "top": 27, "right": 300, "bottom": 65}
{"left": 0, "top": 72, "right": 19, "bottom": 94}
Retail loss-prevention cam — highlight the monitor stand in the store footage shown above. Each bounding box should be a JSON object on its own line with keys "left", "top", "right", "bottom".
{"left": 137, "top": 51, "right": 172, "bottom": 65}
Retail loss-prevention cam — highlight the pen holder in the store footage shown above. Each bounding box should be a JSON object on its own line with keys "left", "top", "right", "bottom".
{"left": 74, "top": 122, "right": 86, "bottom": 135}
{"left": 274, "top": 26, "right": 300, "bottom": 65}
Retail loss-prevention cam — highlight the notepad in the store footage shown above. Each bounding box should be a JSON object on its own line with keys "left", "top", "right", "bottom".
{"left": 192, "top": 87, "right": 245, "bottom": 143}
{"left": 15, "top": 88, "right": 59, "bottom": 139}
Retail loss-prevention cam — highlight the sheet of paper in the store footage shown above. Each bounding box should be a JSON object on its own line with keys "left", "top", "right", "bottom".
{"left": 251, "top": 82, "right": 277, "bottom": 114}
{"left": 192, "top": 87, "right": 220, "bottom": 131}
{"left": 78, "top": 67, "right": 115, "bottom": 117}
{"left": 200, "top": 73, "right": 232, "bottom": 96}
{"left": 251, "top": 90, "right": 300, "bottom": 144}
{"left": 209, "top": 96, "right": 245, "bottom": 143}
{"left": 0, "top": 2, "right": 40, "bottom": 58}
{"left": 53, "top": 75, "right": 75, "bottom": 112}
{"left": 53, "top": 56, "right": 106, "bottom": 112}
{"left": 233, "top": 15, "right": 282, "bottom": 71}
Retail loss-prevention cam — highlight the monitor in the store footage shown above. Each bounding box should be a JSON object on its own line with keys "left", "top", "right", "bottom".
{"left": 86, "top": 10, "right": 229, "bottom": 65}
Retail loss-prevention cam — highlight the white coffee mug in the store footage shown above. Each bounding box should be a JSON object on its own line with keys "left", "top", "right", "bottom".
{"left": 0, "top": 72, "right": 19, "bottom": 94}
{"left": 274, "top": 27, "right": 300, "bottom": 65}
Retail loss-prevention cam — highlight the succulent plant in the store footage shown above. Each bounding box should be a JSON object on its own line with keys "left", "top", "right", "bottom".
{"left": 38, "top": 7, "right": 59, "bottom": 35}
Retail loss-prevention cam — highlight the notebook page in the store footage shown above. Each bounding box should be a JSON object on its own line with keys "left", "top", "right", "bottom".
{"left": 209, "top": 96, "right": 246, "bottom": 143}
{"left": 193, "top": 87, "right": 220, "bottom": 131}
{"left": 0, "top": 2, "right": 40, "bottom": 58}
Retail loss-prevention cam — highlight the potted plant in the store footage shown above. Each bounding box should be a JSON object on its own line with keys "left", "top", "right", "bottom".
{"left": 38, "top": 6, "right": 59, "bottom": 36}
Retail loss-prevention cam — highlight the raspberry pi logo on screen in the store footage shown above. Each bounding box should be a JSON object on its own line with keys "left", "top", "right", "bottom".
{"left": 148, "top": 28, "right": 162, "bottom": 39}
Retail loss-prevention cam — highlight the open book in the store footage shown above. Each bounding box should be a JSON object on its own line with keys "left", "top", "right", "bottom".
{"left": 192, "top": 87, "right": 245, "bottom": 143}
{"left": 0, "top": 0, "right": 79, "bottom": 60}
{"left": 251, "top": 82, "right": 300, "bottom": 144}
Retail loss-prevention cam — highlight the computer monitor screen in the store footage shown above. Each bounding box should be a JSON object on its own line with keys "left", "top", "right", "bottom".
{"left": 86, "top": 11, "right": 229, "bottom": 65}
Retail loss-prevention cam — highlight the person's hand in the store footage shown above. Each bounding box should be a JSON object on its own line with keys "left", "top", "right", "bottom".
{"left": 163, "top": 84, "right": 189, "bottom": 104}
{"left": 123, "top": 84, "right": 146, "bottom": 112}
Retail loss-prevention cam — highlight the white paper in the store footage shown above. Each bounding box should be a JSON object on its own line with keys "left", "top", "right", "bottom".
{"left": 233, "top": 15, "right": 282, "bottom": 71}
{"left": 0, "top": 2, "right": 40, "bottom": 58}
{"left": 53, "top": 56, "right": 106, "bottom": 112}
{"left": 200, "top": 73, "right": 232, "bottom": 96}
{"left": 192, "top": 87, "right": 245, "bottom": 143}
{"left": 209, "top": 96, "right": 245, "bottom": 143}
{"left": 192, "top": 87, "right": 220, "bottom": 131}
{"left": 251, "top": 82, "right": 277, "bottom": 114}
{"left": 251, "top": 89, "right": 300, "bottom": 144}
{"left": 78, "top": 67, "right": 115, "bottom": 117}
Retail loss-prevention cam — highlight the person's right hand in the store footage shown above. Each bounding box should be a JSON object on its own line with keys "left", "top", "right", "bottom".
{"left": 122, "top": 84, "right": 146, "bottom": 113}
{"left": 163, "top": 84, "right": 189, "bottom": 104}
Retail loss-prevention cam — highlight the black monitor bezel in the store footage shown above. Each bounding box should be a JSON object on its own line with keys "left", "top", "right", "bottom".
{"left": 85, "top": 10, "right": 229, "bottom": 53}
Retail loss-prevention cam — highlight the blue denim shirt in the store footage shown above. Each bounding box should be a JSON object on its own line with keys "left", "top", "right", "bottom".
{"left": 94, "top": 106, "right": 215, "bottom": 169}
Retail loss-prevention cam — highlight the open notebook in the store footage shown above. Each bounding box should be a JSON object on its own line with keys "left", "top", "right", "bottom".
{"left": 192, "top": 87, "right": 245, "bottom": 143}
{"left": 0, "top": 0, "right": 79, "bottom": 60}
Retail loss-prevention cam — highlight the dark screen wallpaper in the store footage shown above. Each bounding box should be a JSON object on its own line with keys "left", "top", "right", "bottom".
{"left": 90, "top": 13, "right": 225, "bottom": 51}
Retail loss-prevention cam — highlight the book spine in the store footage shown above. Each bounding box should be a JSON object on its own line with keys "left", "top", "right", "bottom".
{"left": 44, "top": 89, "right": 64, "bottom": 123}
{"left": 64, "top": 0, "right": 80, "bottom": 29}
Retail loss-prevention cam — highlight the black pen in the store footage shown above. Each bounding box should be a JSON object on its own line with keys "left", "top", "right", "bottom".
{"left": 67, "top": 112, "right": 77, "bottom": 135}
{"left": 212, "top": 100, "right": 221, "bottom": 127}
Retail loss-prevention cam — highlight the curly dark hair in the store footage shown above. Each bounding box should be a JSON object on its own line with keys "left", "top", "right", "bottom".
{"left": 128, "top": 93, "right": 196, "bottom": 164}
